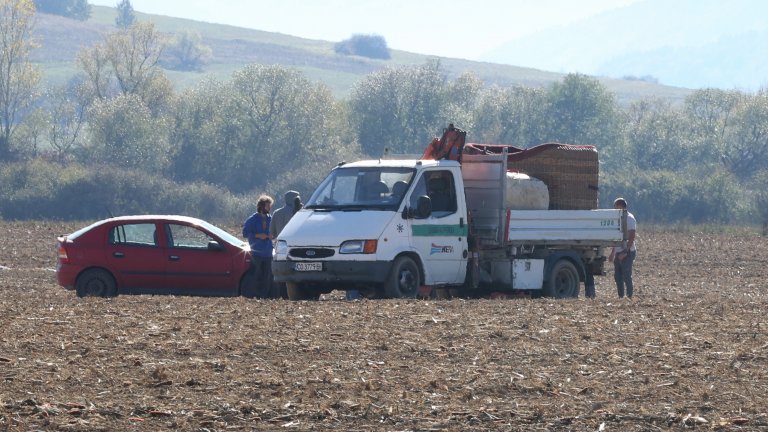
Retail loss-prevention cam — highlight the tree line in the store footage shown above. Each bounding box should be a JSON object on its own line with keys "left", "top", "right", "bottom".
{"left": 1, "top": 0, "right": 767, "bottom": 227}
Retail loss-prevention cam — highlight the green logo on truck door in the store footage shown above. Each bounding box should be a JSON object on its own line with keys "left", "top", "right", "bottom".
{"left": 412, "top": 225, "right": 468, "bottom": 236}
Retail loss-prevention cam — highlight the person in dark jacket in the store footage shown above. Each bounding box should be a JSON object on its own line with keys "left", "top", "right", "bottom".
{"left": 270, "top": 190, "right": 301, "bottom": 239}
{"left": 268, "top": 191, "right": 302, "bottom": 298}
{"left": 242, "top": 195, "right": 274, "bottom": 298}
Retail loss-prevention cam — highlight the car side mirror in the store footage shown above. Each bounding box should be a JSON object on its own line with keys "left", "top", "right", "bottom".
{"left": 207, "top": 240, "right": 223, "bottom": 251}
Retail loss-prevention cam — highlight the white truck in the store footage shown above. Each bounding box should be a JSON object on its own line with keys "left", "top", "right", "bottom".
{"left": 272, "top": 133, "right": 627, "bottom": 300}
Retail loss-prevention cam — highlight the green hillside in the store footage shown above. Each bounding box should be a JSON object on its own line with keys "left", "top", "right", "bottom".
{"left": 32, "top": 5, "right": 692, "bottom": 103}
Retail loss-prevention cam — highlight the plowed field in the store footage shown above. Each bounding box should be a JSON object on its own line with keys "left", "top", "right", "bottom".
{"left": 1, "top": 221, "right": 767, "bottom": 431}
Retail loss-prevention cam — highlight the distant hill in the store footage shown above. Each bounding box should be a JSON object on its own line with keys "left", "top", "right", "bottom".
{"left": 31, "top": 5, "right": 693, "bottom": 105}
{"left": 482, "top": 0, "right": 768, "bottom": 91}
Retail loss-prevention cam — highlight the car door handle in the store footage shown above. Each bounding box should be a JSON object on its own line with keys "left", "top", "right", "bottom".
{"left": 169, "top": 255, "right": 180, "bottom": 261}
{"left": 113, "top": 252, "right": 124, "bottom": 258}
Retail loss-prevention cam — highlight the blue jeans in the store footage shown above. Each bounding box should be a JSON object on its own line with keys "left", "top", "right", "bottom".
{"left": 585, "top": 272, "right": 595, "bottom": 299}
{"left": 614, "top": 251, "right": 636, "bottom": 298}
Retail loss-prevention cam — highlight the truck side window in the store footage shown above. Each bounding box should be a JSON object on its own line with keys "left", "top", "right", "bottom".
{"left": 410, "top": 170, "right": 457, "bottom": 218}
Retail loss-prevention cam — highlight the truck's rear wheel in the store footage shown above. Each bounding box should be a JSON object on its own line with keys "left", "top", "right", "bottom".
{"left": 286, "top": 282, "right": 320, "bottom": 301}
{"left": 384, "top": 256, "right": 420, "bottom": 299}
{"left": 545, "top": 260, "right": 579, "bottom": 298}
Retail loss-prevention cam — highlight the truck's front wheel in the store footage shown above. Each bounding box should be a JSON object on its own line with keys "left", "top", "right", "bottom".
{"left": 286, "top": 282, "right": 321, "bottom": 301}
{"left": 384, "top": 256, "right": 420, "bottom": 299}
{"left": 545, "top": 260, "right": 579, "bottom": 298}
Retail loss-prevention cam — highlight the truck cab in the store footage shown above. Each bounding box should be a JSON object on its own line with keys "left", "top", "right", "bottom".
{"left": 272, "top": 159, "right": 469, "bottom": 299}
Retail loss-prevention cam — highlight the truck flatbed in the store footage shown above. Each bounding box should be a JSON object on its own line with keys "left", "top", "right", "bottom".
{"left": 506, "top": 209, "right": 625, "bottom": 246}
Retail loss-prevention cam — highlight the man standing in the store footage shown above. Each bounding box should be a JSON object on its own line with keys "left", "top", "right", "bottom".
{"left": 609, "top": 197, "right": 637, "bottom": 298}
{"left": 270, "top": 190, "right": 301, "bottom": 239}
{"left": 269, "top": 191, "right": 301, "bottom": 298}
{"left": 242, "top": 195, "right": 274, "bottom": 299}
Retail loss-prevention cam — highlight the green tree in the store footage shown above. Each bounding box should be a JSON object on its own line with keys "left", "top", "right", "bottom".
{"left": 472, "top": 85, "right": 548, "bottom": 146}
{"left": 349, "top": 61, "right": 447, "bottom": 156}
{"left": 11, "top": 107, "right": 46, "bottom": 159}
{"left": 754, "top": 169, "right": 768, "bottom": 235}
{"left": 165, "top": 30, "right": 212, "bottom": 71}
{"left": 85, "top": 93, "right": 169, "bottom": 173}
{"left": 115, "top": 0, "right": 135, "bottom": 29}
{"left": 601, "top": 167, "right": 743, "bottom": 224}
{"left": 542, "top": 73, "right": 620, "bottom": 150}
{"left": 171, "top": 66, "right": 352, "bottom": 194}
{"left": 335, "top": 34, "right": 390, "bottom": 60}
{"left": 0, "top": 0, "right": 40, "bottom": 161}
{"left": 624, "top": 98, "right": 689, "bottom": 171}
{"left": 441, "top": 72, "right": 484, "bottom": 134}
{"left": 722, "top": 91, "right": 768, "bottom": 178}
{"left": 169, "top": 77, "right": 243, "bottom": 186}
{"left": 683, "top": 88, "right": 742, "bottom": 167}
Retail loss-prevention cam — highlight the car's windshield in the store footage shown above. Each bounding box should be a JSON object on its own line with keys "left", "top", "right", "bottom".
{"left": 305, "top": 166, "right": 415, "bottom": 211}
{"left": 198, "top": 220, "right": 246, "bottom": 247}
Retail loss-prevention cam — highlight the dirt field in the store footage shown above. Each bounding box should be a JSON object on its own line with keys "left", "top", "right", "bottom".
{"left": 1, "top": 221, "right": 767, "bottom": 431}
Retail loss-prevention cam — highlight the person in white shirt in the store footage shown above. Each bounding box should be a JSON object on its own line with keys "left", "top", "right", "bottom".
{"left": 608, "top": 197, "right": 637, "bottom": 298}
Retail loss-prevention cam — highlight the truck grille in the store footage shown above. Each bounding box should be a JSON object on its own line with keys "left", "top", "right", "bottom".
{"left": 289, "top": 248, "right": 335, "bottom": 259}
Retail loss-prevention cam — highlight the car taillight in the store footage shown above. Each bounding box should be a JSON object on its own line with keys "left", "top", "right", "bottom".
{"left": 57, "top": 243, "right": 69, "bottom": 264}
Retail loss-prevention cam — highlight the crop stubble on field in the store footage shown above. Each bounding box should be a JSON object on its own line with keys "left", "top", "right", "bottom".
{"left": 1, "top": 221, "right": 767, "bottom": 431}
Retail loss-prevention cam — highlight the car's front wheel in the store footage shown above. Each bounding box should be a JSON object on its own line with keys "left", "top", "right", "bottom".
{"left": 384, "top": 256, "right": 420, "bottom": 299}
{"left": 76, "top": 269, "right": 117, "bottom": 298}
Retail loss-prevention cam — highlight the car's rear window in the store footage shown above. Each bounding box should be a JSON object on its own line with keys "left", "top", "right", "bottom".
{"left": 66, "top": 220, "right": 104, "bottom": 240}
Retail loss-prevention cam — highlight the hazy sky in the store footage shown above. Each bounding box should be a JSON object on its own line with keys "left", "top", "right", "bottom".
{"left": 87, "top": 0, "right": 639, "bottom": 61}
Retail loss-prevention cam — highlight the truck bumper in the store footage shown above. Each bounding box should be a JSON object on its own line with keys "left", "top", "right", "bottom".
{"left": 272, "top": 260, "right": 391, "bottom": 286}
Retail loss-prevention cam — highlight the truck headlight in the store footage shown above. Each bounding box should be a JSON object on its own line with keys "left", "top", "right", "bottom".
{"left": 339, "top": 239, "right": 377, "bottom": 254}
{"left": 275, "top": 240, "right": 288, "bottom": 255}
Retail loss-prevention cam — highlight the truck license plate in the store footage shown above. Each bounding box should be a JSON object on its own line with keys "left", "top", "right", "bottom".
{"left": 295, "top": 262, "right": 322, "bottom": 272}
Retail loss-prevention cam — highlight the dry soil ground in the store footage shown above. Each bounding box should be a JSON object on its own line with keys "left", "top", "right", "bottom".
{"left": 1, "top": 221, "right": 767, "bottom": 431}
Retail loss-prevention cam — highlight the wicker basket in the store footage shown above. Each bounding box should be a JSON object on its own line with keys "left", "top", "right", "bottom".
{"left": 464, "top": 143, "right": 599, "bottom": 210}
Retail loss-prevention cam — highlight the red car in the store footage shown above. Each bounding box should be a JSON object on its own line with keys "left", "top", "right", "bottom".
{"left": 56, "top": 215, "right": 253, "bottom": 297}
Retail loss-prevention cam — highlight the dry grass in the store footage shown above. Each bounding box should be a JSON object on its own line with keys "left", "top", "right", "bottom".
{"left": 1, "top": 221, "right": 767, "bottom": 430}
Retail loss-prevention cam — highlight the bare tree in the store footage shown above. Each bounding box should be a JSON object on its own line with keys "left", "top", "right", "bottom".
{"left": 166, "top": 30, "right": 211, "bottom": 71}
{"left": 77, "top": 22, "right": 170, "bottom": 113}
{"left": 0, "top": 0, "right": 40, "bottom": 160}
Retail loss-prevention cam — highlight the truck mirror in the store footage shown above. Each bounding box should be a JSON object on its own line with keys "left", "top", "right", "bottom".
{"left": 415, "top": 195, "right": 432, "bottom": 218}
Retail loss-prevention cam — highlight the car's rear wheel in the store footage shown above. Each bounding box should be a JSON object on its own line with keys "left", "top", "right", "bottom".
{"left": 76, "top": 269, "right": 117, "bottom": 298}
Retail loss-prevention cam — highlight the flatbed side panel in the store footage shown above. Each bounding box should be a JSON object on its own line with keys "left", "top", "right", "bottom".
{"left": 506, "top": 209, "right": 625, "bottom": 243}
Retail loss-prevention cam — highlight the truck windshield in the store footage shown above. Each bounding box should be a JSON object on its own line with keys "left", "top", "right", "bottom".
{"left": 305, "top": 166, "right": 415, "bottom": 211}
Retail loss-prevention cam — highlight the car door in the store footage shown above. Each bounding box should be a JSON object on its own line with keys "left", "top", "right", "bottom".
{"left": 163, "top": 222, "right": 236, "bottom": 293}
{"left": 407, "top": 169, "right": 468, "bottom": 284}
{"left": 104, "top": 222, "right": 167, "bottom": 291}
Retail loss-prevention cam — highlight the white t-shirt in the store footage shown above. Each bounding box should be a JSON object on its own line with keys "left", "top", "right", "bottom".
{"left": 616, "top": 211, "right": 637, "bottom": 253}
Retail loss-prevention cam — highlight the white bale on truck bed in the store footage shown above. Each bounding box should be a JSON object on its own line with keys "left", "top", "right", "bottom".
{"left": 505, "top": 172, "right": 549, "bottom": 210}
